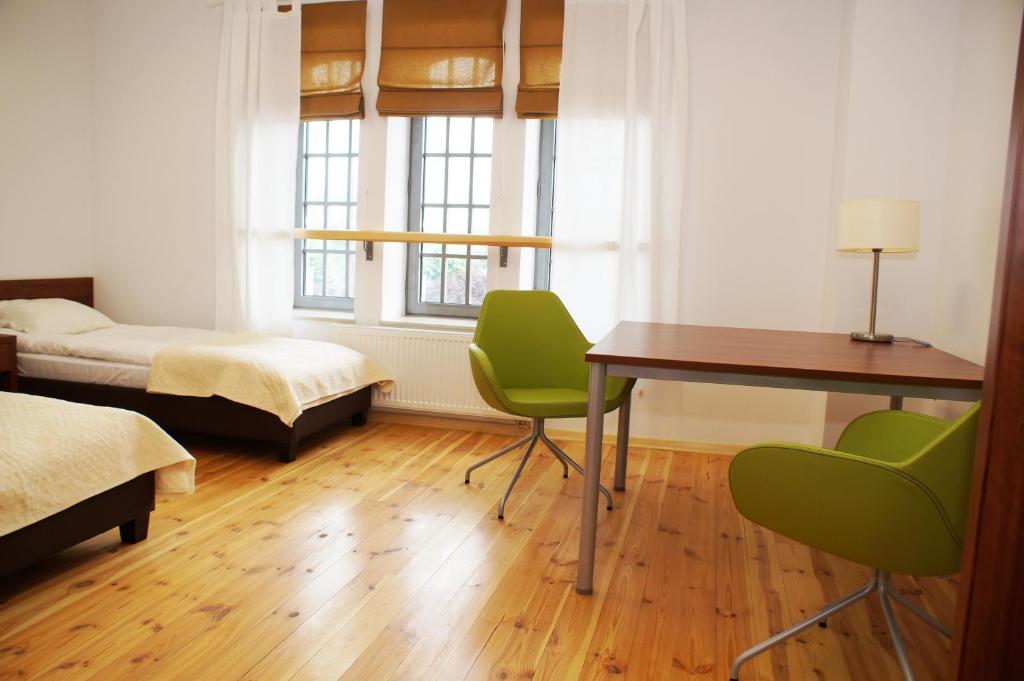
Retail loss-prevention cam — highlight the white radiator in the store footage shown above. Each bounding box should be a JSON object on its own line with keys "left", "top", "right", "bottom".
{"left": 334, "top": 325, "right": 503, "bottom": 418}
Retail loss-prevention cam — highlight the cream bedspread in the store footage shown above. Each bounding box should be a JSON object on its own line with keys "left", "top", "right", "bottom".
{"left": 147, "top": 334, "right": 394, "bottom": 426}
{"left": 0, "top": 392, "right": 195, "bottom": 536}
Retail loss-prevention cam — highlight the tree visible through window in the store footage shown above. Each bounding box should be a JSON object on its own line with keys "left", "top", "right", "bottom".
{"left": 294, "top": 119, "right": 360, "bottom": 311}
{"left": 406, "top": 117, "right": 493, "bottom": 317}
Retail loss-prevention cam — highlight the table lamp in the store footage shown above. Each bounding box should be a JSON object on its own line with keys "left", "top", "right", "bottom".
{"left": 837, "top": 198, "right": 920, "bottom": 343}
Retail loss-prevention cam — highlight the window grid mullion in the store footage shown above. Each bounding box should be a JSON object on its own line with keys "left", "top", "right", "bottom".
{"left": 464, "top": 119, "right": 476, "bottom": 304}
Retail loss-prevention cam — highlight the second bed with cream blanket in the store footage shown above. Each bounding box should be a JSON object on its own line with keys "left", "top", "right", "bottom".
{"left": 13, "top": 326, "right": 394, "bottom": 426}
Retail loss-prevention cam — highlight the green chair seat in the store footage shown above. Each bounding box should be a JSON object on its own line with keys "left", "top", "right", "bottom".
{"left": 497, "top": 380, "right": 631, "bottom": 419}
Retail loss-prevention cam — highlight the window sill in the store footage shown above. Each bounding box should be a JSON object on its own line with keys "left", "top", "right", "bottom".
{"left": 379, "top": 315, "right": 476, "bottom": 334}
{"left": 292, "top": 308, "right": 355, "bottom": 324}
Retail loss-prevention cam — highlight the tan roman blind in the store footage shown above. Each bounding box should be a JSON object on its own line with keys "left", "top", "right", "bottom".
{"left": 378, "top": 0, "right": 507, "bottom": 118}
{"left": 516, "top": 0, "right": 563, "bottom": 118}
{"left": 301, "top": 1, "right": 367, "bottom": 120}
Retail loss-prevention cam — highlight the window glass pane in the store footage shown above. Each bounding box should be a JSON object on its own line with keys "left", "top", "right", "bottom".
{"left": 448, "top": 117, "right": 472, "bottom": 154}
{"left": 328, "top": 120, "right": 350, "bottom": 154}
{"left": 423, "top": 157, "right": 446, "bottom": 204}
{"left": 469, "top": 259, "right": 487, "bottom": 305}
{"left": 473, "top": 118, "right": 493, "bottom": 154}
{"left": 422, "top": 242, "right": 442, "bottom": 254}
{"left": 349, "top": 157, "right": 359, "bottom": 196}
{"left": 305, "top": 204, "right": 325, "bottom": 229}
{"left": 471, "top": 207, "right": 489, "bottom": 233}
{"left": 306, "top": 157, "right": 326, "bottom": 202}
{"left": 349, "top": 205, "right": 358, "bottom": 228}
{"left": 422, "top": 206, "right": 444, "bottom": 233}
{"left": 350, "top": 120, "right": 360, "bottom": 153}
{"left": 445, "top": 258, "right": 467, "bottom": 304}
{"left": 420, "top": 256, "right": 442, "bottom": 302}
{"left": 348, "top": 252, "right": 356, "bottom": 296}
{"left": 447, "top": 157, "right": 470, "bottom": 204}
{"left": 305, "top": 239, "right": 324, "bottom": 250}
{"left": 304, "top": 252, "right": 324, "bottom": 296}
{"left": 471, "top": 157, "right": 491, "bottom": 205}
{"left": 326, "top": 205, "right": 347, "bottom": 230}
{"left": 446, "top": 207, "right": 469, "bottom": 234}
{"left": 325, "top": 253, "right": 346, "bottom": 297}
{"left": 306, "top": 121, "right": 327, "bottom": 154}
{"left": 326, "top": 237, "right": 349, "bottom": 251}
{"left": 425, "top": 117, "right": 447, "bottom": 154}
{"left": 327, "top": 157, "right": 349, "bottom": 202}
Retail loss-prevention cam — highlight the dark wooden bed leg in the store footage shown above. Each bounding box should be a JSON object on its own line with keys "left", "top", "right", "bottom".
{"left": 119, "top": 513, "right": 150, "bottom": 544}
{"left": 351, "top": 409, "right": 369, "bottom": 427}
{"left": 278, "top": 438, "right": 298, "bottom": 463}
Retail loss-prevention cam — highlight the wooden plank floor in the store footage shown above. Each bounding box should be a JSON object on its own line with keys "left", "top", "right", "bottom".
{"left": 0, "top": 422, "right": 956, "bottom": 680}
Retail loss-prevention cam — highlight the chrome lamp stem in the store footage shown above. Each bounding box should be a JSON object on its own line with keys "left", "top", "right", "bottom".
{"left": 852, "top": 248, "right": 895, "bottom": 343}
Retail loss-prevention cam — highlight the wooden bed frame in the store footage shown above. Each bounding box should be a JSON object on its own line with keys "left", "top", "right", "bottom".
{"left": 0, "top": 473, "right": 154, "bottom": 579}
{"left": 0, "top": 277, "right": 372, "bottom": 462}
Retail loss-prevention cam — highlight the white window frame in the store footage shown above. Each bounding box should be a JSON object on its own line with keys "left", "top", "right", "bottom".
{"left": 405, "top": 116, "right": 493, "bottom": 318}
{"left": 294, "top": 119, "right": 360, "bottom": 312}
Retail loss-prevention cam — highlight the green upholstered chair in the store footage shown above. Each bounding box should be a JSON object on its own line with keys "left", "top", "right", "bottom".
{"left": 465, "top": 290, "right": 635, "bottom": 519}
{"left": 728, "top": 402, "right": 981, "bottom": 681}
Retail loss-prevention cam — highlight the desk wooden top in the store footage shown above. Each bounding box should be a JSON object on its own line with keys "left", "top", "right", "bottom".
{"left": 586, "top": 322, "right": 984, "bottom": 390}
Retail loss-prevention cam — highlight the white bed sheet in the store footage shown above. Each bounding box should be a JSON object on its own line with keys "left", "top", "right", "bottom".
{"left": 18, "top": 352, "right": 150, "bottom": 389}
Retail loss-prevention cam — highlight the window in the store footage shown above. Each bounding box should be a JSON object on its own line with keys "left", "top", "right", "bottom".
{"left": 534, "top": 119, "right": 557, "bottom": 290}
{"left": 406, "top": 116, "right": 494, "bottom": 317}
{"left": 294, "top": 119, "right": 360, "bottom": 311}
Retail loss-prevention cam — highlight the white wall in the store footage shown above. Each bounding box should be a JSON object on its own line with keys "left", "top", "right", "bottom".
{"left": 91, "top": 0, "right": 221, "bottom": 327}
{"left": 1, "top": 0, "right": 1018, "bottom": 447}
{"left": 821, "top": 0, "right": 1021, "bottom": 444}
{"left": 0, "top": 0, "right": 95, "bottom": 281}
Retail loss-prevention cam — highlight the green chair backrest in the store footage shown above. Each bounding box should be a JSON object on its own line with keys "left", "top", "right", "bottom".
{"left": 472, "top": 290, "right": 592, "bottom": 392}
{"left": 900, "top": 401, "right": 981, "bottom": 549}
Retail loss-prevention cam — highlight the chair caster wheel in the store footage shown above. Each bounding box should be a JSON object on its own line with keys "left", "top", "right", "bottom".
{"left": 563, "top": 473, "right": 569, "bottom": 478}
{"left": 606, "top": 505, "right": 613, "bottom": 511}
{"left": 818, "top": 620, "right": 828, "bottom": 628}
{"left": 464, "top": 479, "right": 470, "bottom": 485}
{"left": 497, "top": 514, "right": 504, "bottom": 520}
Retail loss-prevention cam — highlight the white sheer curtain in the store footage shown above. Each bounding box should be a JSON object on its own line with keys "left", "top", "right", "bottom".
{"left": 214, "top": 0, "right": 300, "bottom": 334}
{"left": 550, "top": 0, "right": 688, "bottom": 339}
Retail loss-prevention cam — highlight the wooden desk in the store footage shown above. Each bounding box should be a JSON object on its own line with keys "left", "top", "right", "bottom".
{"left": 575, "top": 322, "right": 985, "bottom": 594}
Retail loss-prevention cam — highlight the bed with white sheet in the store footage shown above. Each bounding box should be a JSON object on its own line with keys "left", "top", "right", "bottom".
{"left": 0, "top": 391, "right": 195, "bottom": 578}
{"left": 0, "top": 277, "right": 394, "bottom": 462}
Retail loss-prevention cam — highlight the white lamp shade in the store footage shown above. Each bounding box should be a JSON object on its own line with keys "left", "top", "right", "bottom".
{"left": 837, "top": 199, "right": 920, "bottom": 253}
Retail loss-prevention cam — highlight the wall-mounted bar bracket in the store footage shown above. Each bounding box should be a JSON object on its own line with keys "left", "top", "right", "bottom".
{"left": 499, "top": 246, "right": 509, "bottom": 267}
{"left": 363, "top": 241, "right": 374, "bottom": 261}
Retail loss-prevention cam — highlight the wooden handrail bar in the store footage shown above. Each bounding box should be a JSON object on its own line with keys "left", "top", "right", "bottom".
{"left": 293, "top": 229, "right": 552, "bottom": 266}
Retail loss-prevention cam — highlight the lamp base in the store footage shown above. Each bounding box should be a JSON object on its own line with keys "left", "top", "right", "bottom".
{"left": 851, "top": 331, "right": 895, "bottom": 343}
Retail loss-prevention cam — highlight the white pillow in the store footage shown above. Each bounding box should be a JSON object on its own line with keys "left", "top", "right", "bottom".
{"left": 0, "top": 298, "right": 116, "bottom": 334}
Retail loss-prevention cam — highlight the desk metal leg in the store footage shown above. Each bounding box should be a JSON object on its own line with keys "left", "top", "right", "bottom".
{"left": 890, "top": 395, "right": 904, "bottom": 410}
{"left": 576, "top": 361, "right": 607, "bottom": 595}
{"left": 614, "top": 389, "right": 632, "bottom": 491}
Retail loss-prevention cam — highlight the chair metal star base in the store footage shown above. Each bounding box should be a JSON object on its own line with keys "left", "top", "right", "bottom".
{"left": 730, "top": 570, "right": 951, "bottom": 681}
{"left": 464, "top": 418, "right": 614, "bottom": 520}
